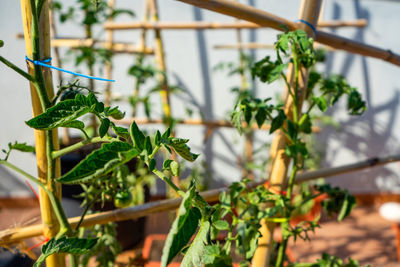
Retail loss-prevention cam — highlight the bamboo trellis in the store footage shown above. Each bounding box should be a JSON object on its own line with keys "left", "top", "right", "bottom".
{"left": 3, "top": 1, "right": 400, "bottom": 267}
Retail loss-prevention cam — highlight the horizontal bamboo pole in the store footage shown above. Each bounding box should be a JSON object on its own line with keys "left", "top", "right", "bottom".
{"left": 103, "top": 19, "right": 366, "bottom": 30}
{"left": 175, "top": 0, "right": 400, "bottom": 66}
{"left": 1, "top": 153, "right": 399, "bottom": 246}
{"left": 116, "top": 117, "right": 321, "bottom": 133}
{"left": 15, "top": 34, "right": 154, "bottom": 54}
{"left": 213, "top": 42, "right": 336, "bottom": 51}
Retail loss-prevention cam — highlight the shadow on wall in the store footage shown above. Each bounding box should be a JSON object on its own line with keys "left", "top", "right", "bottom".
{"left": 319, "top": 0, "right": 400, "bottom": 193}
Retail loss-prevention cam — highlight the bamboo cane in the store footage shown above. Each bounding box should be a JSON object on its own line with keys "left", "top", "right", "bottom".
{"left": 252, "top": 1, "right": 322, "bottom": 266}
{"left": 115, "top": 117, "right": 322, "bottom": 133}
{"left": 175, "top": 0, "right": 400, "bottom": 67}
{"left": 49, "top": 1, "right": 71, "bottom": 146}
{"left": 104, "top": 0, "right": 115, "bottom": 106}
{"left": 132, "top": 0, "right": 151, "bottom": 117}
{"left": 103, "top": 19, "right": 366, "bottom": 30}
{"left": 232, "top": 0, "right": 254, "bottom": 179}
{"left": 2, "top": 153, "right": 400, "bottom": 246}
{"left": 213, "top": 42, "right": 336, "bottom": 51}
{"left": 19, "top": 0, "right": 64, "bottom": 266}
{"left": 147, "top": 0, "right": 181, "bottom": 191}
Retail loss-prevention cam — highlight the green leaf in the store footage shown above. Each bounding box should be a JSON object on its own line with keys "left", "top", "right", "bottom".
{"left": 144, "top": 136, "right": 153, "bottom": 155}
{"left": 105, "top": 106, "right": 125, "bottom": 120}
{"left": 255, "top": 108, "right": 266, "bottom": 128}
{"left": 313, "top": 96, "right": 327, "bottom": 112}
{"left": 162, "top": 128, "right": 171, "bottom": 139}
{"left": 149, "top": 158, "right": 156, "bottom": 172}
{"left": 270, "top": 110, "right": 286, "bottom": 134}
{"left": 112, "top": 126, "right": 130, "bottom": 139}
{"left": 58, "top": 142, "right": 138, "bottom": 184}
{"left": 213, "top": 220, "right": 229, "bottom": 231}
{"left": 170, "top": 161, "right": 180, "bottom": 177}
{"left": 338, "top": 193, "right": 356, "bottom": 222}
{"left": 299, "top": 114, "right": 312, "bottom": 134}
{"left": 130, "top": 122, "right": 146, "bottom": 151}
{"left": 161, "top": 186, "right": 202, "bottom": 267}
{"left": 181, "top": 219, "right": 211, "bottom": 267}
{"left": 287, "top": 119, "right": 297, "bottom": 140}
{"left": 155, "top": 130, "right": 161, "bottom": 146}
{"left": 34, "top": 237, "right": 98, "bottom": 267}
{"left": 163, "top": 159, "right": 173, "bottom": 170}
{"left": 231, "top": 110, "right": 243, "bottom": 135}
{"left": 99, "top": 118, "right": 110, "bottom": 138}
{"left": 62, "top": 120, "right": 85, "bottom": 130}
{"left": 169, "top": 138, "right": 199, "bottom": 162}
{"left": 8, "top": 142, "right": 35, "bottom": 153}
{"left": 26, "top": 94, "right": 94, "bottom": 130}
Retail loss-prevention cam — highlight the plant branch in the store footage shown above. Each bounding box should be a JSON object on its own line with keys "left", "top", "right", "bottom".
{"left": 0, "top": 56, "right": 35, "bottom": 83}
{"left": 51, "top": 136, "right": 120, "bottom": 159}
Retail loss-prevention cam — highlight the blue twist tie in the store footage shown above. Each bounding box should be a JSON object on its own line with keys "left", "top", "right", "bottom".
{"left": 295, "top": 19, "right": 317, "bottom": 34}
{"left": 25, "top": 56, "right": 115, "bottom": 82}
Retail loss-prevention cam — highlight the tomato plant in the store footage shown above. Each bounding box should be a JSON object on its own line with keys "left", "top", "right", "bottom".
{"left": 0, "top": 1, "right": 371, "bottom": 267}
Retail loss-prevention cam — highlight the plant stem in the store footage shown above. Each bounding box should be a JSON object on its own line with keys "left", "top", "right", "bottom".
{"left": 0, "top": 56, "right": 35, "bottom": 82}
{"left": 152, "top": 169, "right": 184, "bottom": 197}
{"left": 0, "top": 160, "right": 70, "bottom": 235}
{"left": 52, "top": 136, "right": 120, "bottom": 159}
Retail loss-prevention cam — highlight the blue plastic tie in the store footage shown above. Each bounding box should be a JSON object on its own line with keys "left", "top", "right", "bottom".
{"left": 25, "top": 56, "right": 115, "bottom": 82}
{"left": 295, "top": 19, "right": 317, "bottom": 34}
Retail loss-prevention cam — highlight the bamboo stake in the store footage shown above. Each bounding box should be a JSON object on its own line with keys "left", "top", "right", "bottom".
{"left": 132, "top": 0, "right": 151, "bottom": 116}
{"left": 213, "top": 42, "right": 336, "bottom": 51}
{"left": 252, "top": 1, "right": 322, "bottom": 266}
{"left": 147, "top": 0, "right": 181, "bottom": 192}
{"left": 233, "top": 0, "right": 253, "bottom": 179}
{"left": 104, "top": 0, "right": 115, "bottom": 106}
{"left": 103, "top": 19, "right": 367, "bottom": 30}
{"left": 20, "top": 0, "right": 64, "bottom": 266}
{"left": 2, "top": 153, "right": 400, "bottom": 246}
{"left": 49, "top": 1, "right": 71, "bottom": 146}
{"left": 115, "top": 117, "right": 322, "bottom": 133}
{"left": 175, "top": 0, "right": 400, "bottom": 67}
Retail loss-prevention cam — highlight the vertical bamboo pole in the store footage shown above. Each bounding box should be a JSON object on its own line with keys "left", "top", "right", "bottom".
{"left": 49, "top": 1, "right": 71, "bottom": 145}
{"left": 252, "top": 1, "right": 322, "bottom": 266}
{"left": 148, "top": 0, "right": 172, "bottom": 119}
{"left": 20, "top": 1, "right": 64, "bottom": 266}
{"left": 132, "top": 0, "right": 150, "bottom": 116}
{"left": 234, "top": 0, "right": 253, "bottom": 179}
{"left": 104, "top": 0, "right": 115, "bottom": 106}
{"left": 148, "top": 0, "right": 180, "bottom": 192}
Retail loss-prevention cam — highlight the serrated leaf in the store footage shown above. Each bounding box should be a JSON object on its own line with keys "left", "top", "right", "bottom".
{"left": 169, "top": 138, "right": 199, "bottom": 162}
{"left": 8, "top": 142, "right": 35, "bottom": 153}
{"left": 105, "top": 106, "right": 125, "bottom": 120}
{"left": 161, "top": 186, "right": 202, "bottom": 267}
{"left": 144, "top": 136, "right": 153, "bottom": 154}
{"left": 255, "top": 108, "right": 266, "bottom": 128}
{"left": 270, "top": 109, "right": 286, "bottom": 134}
{"left": 149, "top": 158, "right": 156, "bottom": 172}
{"left": 26, "top": 95, "right": 93, "bottom": 130}
{"left": 34, "top": 237, "right": 98, "bottom": 267}
{"left": 170, "top": 161, "right": 179, "bottom": 176}
{"left": 62, "top": 120, "right": 85, "bottom": 130}
{"left": 130, "top": 122, "right": 146, "bottom": 151}
{"left": 163, "top": 159, "right": 173, "bottom": 170}
{"left": 155, "top": 130, "right": 161, "bottom": 146}
{"left": 313, "top": 95, "right": 328, "bottom": 112}
{"left": 99, "top": 118, "right": 110, "bottom": 138}
{"left": 162, "top": 128, "right": 171, "bottom": 139}
{"left": 112, "top": 126, "right": 130, "bottom": 139}
{"left": 181, "top": 219, "right": 211, "bottom": 267}
{"left": 58, "top": 142, "right": 138, "bottom": 184}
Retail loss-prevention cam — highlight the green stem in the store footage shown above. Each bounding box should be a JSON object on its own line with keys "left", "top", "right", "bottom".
{"left": 275, "top": 223, "right": 289, "bottom": 267}
{"left": 0, "top": 56, "right": 35, "bottom": 82}
{"left": 51, "top": 136, "right": 120, "bottom": 159}
{"left": 0, "top": 160, "right": 70, "bottom": 235}
{"left": 152, "top": 169, "right": 184, "bottom": 197}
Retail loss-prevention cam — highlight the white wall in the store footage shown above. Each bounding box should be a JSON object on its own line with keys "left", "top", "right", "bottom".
{"left": 0, "top": 0, "right": 399, "bottom": 197}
